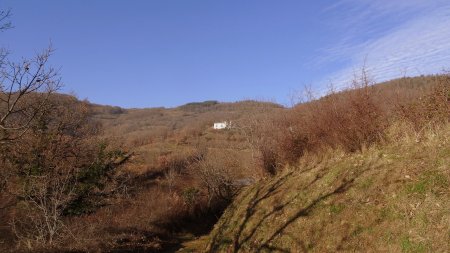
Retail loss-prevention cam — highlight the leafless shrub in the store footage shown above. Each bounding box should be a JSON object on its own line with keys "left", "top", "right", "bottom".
{"left": 240, "top": 69, "right": 390, "bottom": 175}
{"left": 299, "top": 69, "right": 387, "bottom": 152}
{"left": 164, "top": 167, "right": 178, "bottom": 193}
{"left": 238, "top": 109, "right": 285, "bottom": 176}
{"left": 195, "top": 150, "right": 240, "bottom": 206}
{"left": 11, "top": 172, "right": 77, "bottom": 248}
{"left": 396, "top": 74, "right": 449, "bottom": 136}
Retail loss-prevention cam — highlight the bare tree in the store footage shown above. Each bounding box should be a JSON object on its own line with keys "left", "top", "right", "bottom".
{"left": 0, "top": 9, "right": 126, "bottom": 250}
{"left": 0, "top": 10, "right": 60, "bottom": 197}
{"left": 0, "top": 8, "right": 12, "bottom": 88}
{"left": 0, "top": 47, "right": 61, "bottom": 143}
{"left": 195, "top": 150, "right": 239, "bottom": 206}
{"left": 12, "top": 169, "right": 78, "bottom": 247}
{"left": 6, "top": 97, "right": 126, "bottom": 249}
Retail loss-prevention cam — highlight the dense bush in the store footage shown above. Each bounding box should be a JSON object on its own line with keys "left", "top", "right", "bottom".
{"left": 244, "top": 72, "right": 449, "bottom": 175}
{"left": 1, "top": 96, "right": 126, "bottom": 249}
{"left": 396, "top": 75, "right": 449, "bottom": 131}
{"left": 195, "top": 150, "right": 240, "bottom": 205}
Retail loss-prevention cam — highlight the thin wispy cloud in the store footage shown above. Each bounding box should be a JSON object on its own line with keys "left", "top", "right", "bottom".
{"left": 316, "top": 0, "right": 450, "bottom": 91}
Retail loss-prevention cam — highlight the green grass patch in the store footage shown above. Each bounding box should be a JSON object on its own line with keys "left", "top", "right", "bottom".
{"left": 400, "top": 236, "right": 428, "bottom": 253}
{"left": 379, "top": 206, "right": 398, "bottom": 221}
{"left": 407, "top": 180, "right": 427, "bottom": 195}
{"left": 350, "top": 225, "right": 365, "bottom": 238}
{"left": 329, "top": 203, "right": 345, "bottom": 215}
{"left": 359, "top": 177, "right": 374, "bottom": 189}
{"left": 407, "top": 170, "right": 449, "bottom": 196}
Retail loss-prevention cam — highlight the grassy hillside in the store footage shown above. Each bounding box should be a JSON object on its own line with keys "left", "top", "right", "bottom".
{"left": 1, "top": 74, "right": 447, "bottom": 252}
{"left": 191, "top": 124, "right": 449, "bottom": 252}
{"left": 176, "top": 75, "right": 449, "bottom": 252}
{"left": 90, "top": 100, "right": 283, "bottom": 172}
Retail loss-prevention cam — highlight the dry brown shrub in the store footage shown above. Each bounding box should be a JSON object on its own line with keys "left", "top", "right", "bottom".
{"left": 300, "top": 72, "right": 387, "bottom": 152}
{"left": 396, "top": 74, "right": 450, "bottom": 133}
{"left": 238, "top": 111, "right": 286, "bottom": 175}
{"left": 243, "top": 70, "right": 408, "bottom": 175}
{"left": 241, "top": 70, "right": 389, "bottom": 176}
{"left": 274, "top": 72, "right": 449, "bottom": 172}
{"left": 1, "top": 96, "right": 126, "bottom": 250}
{"left": 194, "top": 149, "right": 241, "bottom": 205}
{"left": 64, "top": 187, "right": 182, "bottom": 252}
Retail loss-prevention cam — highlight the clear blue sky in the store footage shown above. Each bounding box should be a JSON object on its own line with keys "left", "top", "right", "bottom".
{"left": 1, "top": 0, "right": 450, "bottom": 108}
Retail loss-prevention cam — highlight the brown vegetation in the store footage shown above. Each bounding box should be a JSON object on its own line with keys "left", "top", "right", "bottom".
{"left": 1, "top": 67, "right": 448, "bottom": 252}
{"left": 1, "top": 95, "right": 127, "bottom": 250}
{"left": 241, "top": 72, "right": 449, "bottom": 176}
{"left": 199, "top": 73, "right": 449, "bottom": 253}
{"left": 2, "top": 5, "right": 447, "bottom": 252}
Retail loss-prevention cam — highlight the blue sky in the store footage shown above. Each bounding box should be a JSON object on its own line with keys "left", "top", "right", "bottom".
{"left": 1, "top": 0, "right": 449, "bottom": 108}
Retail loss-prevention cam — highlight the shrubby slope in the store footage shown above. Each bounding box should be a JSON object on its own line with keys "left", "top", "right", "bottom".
{"left": 204, "top": 124, "right": 449, "bottom": 252}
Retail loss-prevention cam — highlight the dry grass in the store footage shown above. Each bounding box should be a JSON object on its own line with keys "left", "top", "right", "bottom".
{"left": 205, "top": 123, "right": 450, "bottom": 252}
{"left": 195, "top": 73, "right": 449, "bottom": 252}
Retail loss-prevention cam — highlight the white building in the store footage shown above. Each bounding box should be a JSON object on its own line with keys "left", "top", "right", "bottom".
{"left": 213, "top": 121, "right": 231, "bottom": 130}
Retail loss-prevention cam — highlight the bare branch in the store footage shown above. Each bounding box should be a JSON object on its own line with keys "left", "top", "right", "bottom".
{"left": 0, "top": 9, "right": 12, "bottom": 31}
{"left": 0, "top": 46, "right": 61, "bottom": 143}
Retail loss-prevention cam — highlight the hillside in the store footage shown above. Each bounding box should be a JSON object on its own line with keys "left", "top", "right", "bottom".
{"left": 3, "top": 2, "right": 450, "bottom": 251}
{"left": 86, "top": 75, "right": 439, "bottom": 178}
{"left": 73, "top": 75, "right": 450, "bottom": 252}
{"left": 0, "top": 95, "right": 285, "bottom": 252}
{"left": 1, "top": 75, "right": 448, "bottom": 253}
{"left": 175, "top": 75, "right": 450, "bottom": 252}
{"left": 185, "top": 124, "right": 449, "bottom": 252}
{"left": 89, "top": 100, "right": 284, "bottom": 176}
